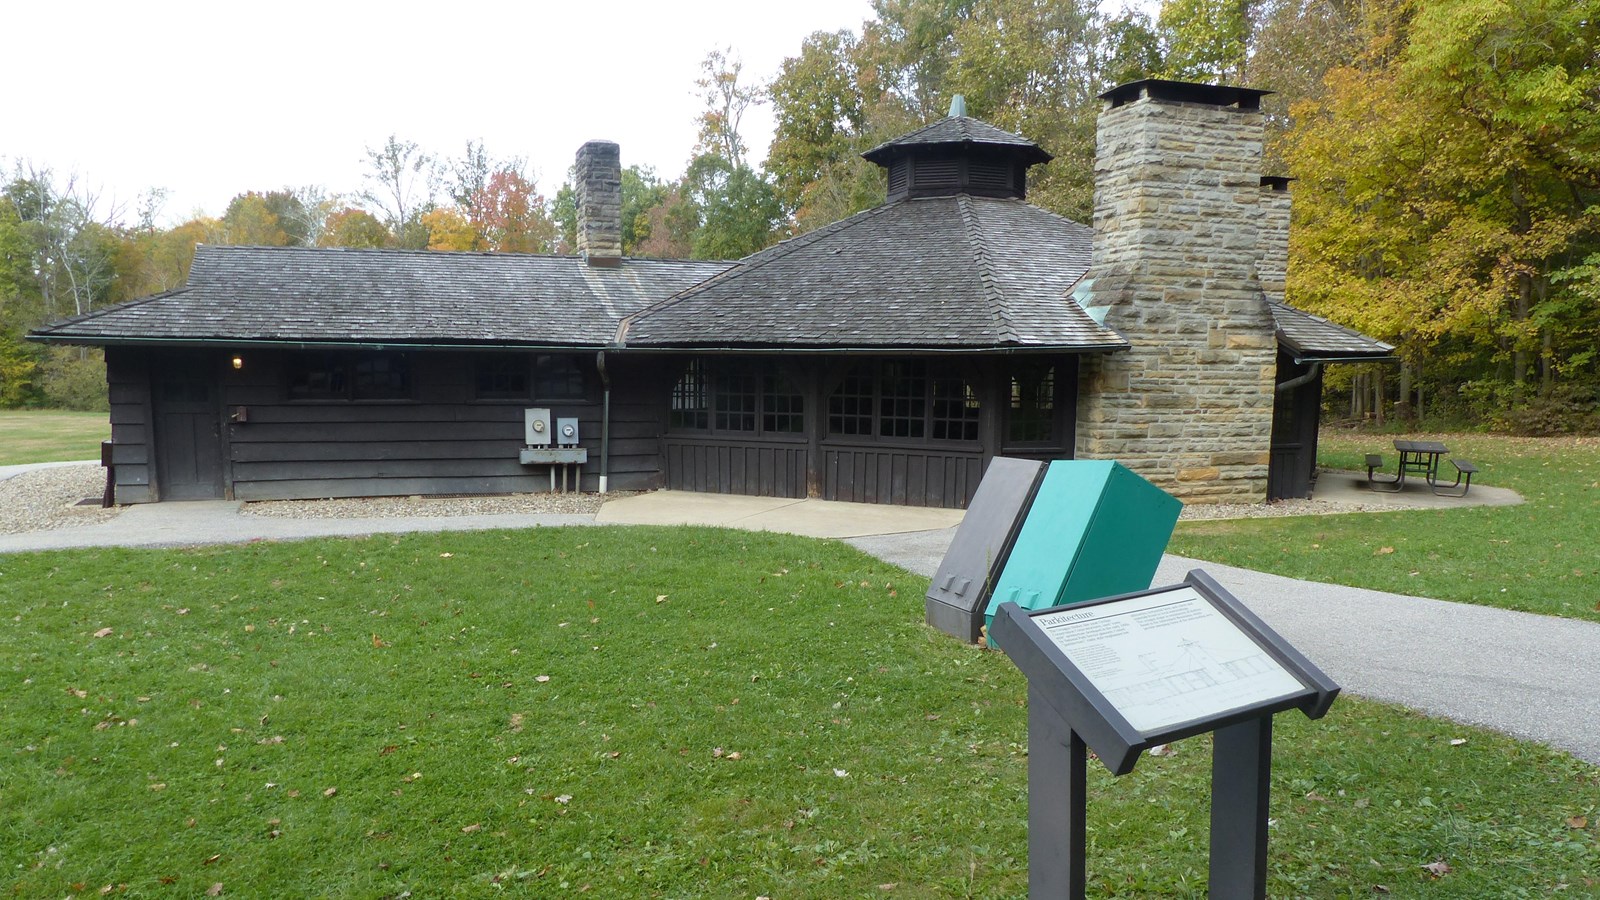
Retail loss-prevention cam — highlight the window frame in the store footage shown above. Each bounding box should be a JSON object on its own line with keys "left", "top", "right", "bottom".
{"left": 471, "top": 353, "right": 594, "bottom": 404}
{"left": 826, "top": 359, "right": 982, "bottom": 446}
{"left": 667, "top": 357, "right": 807, "bottom": 439}
{"left": 285, "top": 350, "right": 415, "bottom": 403}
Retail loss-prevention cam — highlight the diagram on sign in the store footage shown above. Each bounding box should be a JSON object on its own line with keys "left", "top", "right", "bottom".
{"left": 1035, "top": 586, "right": 1307, "bottom": 734}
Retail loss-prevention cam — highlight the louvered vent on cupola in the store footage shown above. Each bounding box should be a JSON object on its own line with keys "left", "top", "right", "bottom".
{"left": 861, "top": 95, "right": 1053, "bottom": 203}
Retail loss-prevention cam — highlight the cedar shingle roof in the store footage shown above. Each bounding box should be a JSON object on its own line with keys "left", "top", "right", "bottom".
{"left": 620, "top": 195, "right": 1125, "bottom": 352}
{"left": 862, "top": 116, "right": 1053, "bottom": 165}
{"left": 1270, "top": 301, "right": 1395, "bottom": 360}
{"left": 30, "top": 245, "right": 732, "bottom": 348}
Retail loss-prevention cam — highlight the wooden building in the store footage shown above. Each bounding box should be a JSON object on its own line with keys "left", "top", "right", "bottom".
{"left": 31, "top": 81, "right": 1391, "bottom": 508}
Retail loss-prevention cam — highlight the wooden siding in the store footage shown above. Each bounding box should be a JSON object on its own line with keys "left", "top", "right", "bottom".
{"left": 105, "top": 348, "right": 155, "bottom": 503}
{"left": 822, "top": 444, "right": 984, "bottom": 507}
{"left": 110, "top": 348, "right": 669, "bottom": 502}
{"left": 663, "top": 438, "right": 808, "bottom": 498}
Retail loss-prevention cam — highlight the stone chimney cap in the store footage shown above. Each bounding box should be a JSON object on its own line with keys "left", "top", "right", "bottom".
{"left": 1099, "top": 79, "right": 1272, "bottom": 111}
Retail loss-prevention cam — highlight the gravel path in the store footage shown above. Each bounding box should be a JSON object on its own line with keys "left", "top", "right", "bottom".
{"left": 0, "top": 460, "right": 1388, "bottom": 536}
{"left": 0, "top": 464, "right": 121, "bottom": 535}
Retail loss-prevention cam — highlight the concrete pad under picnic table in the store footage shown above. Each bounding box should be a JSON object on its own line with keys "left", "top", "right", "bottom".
{"left": 595, "top": 490, "right": 964, "bottom": 538}
{"left": 1312, "top": 470, "right": 1524, "bottom": 510}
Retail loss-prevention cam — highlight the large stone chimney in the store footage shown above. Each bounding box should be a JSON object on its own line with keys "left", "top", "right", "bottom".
{"left": 574, "top": 140, "right": 623, "bottom": 266}
{"left": 1075, "top": 80, "right": 1279, "bottom": 503}
{"left": 1256, "top": 176, "right": 1292, "bottom": 305}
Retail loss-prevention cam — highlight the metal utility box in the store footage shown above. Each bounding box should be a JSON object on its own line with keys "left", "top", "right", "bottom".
{"left": 555, "top": 417, "right": 580, "bottom": 447}
{"left": 524, "top": 408, "right": 552, "bottom": 446}
{"left": 925, "top": 457, "right": 1047, "bottom": 642}
{"left": 984, "top": 460, "right": 1181, "bottom": 638}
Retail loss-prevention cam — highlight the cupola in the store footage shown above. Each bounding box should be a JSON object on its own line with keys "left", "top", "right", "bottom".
{"left": 860, "top": 96, "right": 1053, "bottom": 202}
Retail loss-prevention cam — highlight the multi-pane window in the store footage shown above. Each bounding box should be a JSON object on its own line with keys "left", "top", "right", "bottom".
{"left": 827, "top": 369, "right": 874, "bottom": 435}
{"left": 473, "top": 354, "right": 588, "bottom": 401}
{"left": 931, "top": 376, "right": 981, "bottom": 441}
{"left": 827, "top": 360, "right": 981, "bottom": 443}
{"left": 288, "top": 352, "right": 410, "bottom": 401}
{"left": 670, "top": 358, "right": 804, "bottom": 436}
{"left": 475, "top": 355, "right": 530, "bottom": 400}
{"left": 670, "top": 359, "right": 710, "bottom": 430}
{"left": 1008, "top": 363, "right": 1057, "bottom": 443}
{"left": 533, "top": 355, "right": 586, "bottom": 400}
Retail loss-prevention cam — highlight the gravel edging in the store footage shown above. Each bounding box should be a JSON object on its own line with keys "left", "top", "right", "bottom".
{"left": 241, "top": 491, "right": 635, "bottom": 520}
{"left": 1179, "top": 497, "right": 1394, "bottom": 520}
{"left": 0, "top": 465, "right": 121, "bottom": 535}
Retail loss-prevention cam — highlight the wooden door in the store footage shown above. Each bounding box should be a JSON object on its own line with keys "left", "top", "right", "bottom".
{"left": 154, "top": 371, "right": 224, "bottom": 500}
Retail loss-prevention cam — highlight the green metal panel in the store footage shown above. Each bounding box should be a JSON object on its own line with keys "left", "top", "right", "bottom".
{"left": 1058, "top": 462, "right": 1182, "bottom": 606}
{"left": 984, "top": 461, "right": 1181, "bottom": 640}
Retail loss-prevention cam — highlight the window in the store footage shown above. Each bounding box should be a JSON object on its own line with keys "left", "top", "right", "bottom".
{"left": 670, "top": 358, "right": 804, "bottom": 436}
{"left": 534, "top": 355, "right": 586, "bottom": 400}
{"left": 670, "top": 359, "right": 709, "bottom": 430}
{"left": 287, "top": 351, "right": 411, "bottom": 401}
{"left": 473, "top": 354, "right": 588, "bottom": 402}
{"left": 827, "top": 360, "right": 981, "bottom": 443}
{"left": 1007, "top": 363, "right": 1057, "bottom": 443}
{"left": 475, "top": 355, "right": 530, "bottom": 400}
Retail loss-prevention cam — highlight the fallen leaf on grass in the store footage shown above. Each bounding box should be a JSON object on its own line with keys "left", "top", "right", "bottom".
{"left": 656, "top": 595, "right": 668, "bottom": 603}
{"left": 554, "top": 794, "right": 572, "bottom": 804}
{"left": 323, "top": 787, "right": 338, "bottom": 797}
{"left": 535, "top": 675, "right": 551, "bottom": 683}
{"left": 1568, "top": 816, "right": 1589, "bottom": 829}
{"left": 1422, "top": 858, "right": 1452, "bottom": 878}
{"left": 203, "top": 854, "right": 221, "bottom": 865}
{"left": 834, "top": 768, "right": 849, "bottom": 778}
{"left": 1374, "top": 546, "right": 1395, "bottom": 556}
{"left": 439, "top": 553, "right": 454, "bottom": 558}
{"left": 461, "top": 823, "right": 482, "bottom": 834}
{"left": 206, "top": 884, "right": 223, "bottom": 897}
{"left": 1371, "top": 886, "right": 1389, "bottom": 894}
{"left": 93, "top": 627, "right": 113, "bottom": 638}
{"left": 371, "top": 634, "right": 389, "bottom": 648}
{"left": 1449, "top": 738, "right": 1468, "bottom": 746}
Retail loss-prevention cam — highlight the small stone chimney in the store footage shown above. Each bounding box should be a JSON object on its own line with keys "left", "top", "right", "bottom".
{"left": 574, "top": 140, "right": 623, "bottom": 266}
{"left": 1075, "top": 80, "right": 1280, "bottom": 502}
{"left": 1256, "top": 176, "right": 1292, "bottom": 305}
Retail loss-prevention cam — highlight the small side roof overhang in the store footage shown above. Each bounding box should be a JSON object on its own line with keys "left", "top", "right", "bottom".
{"left": 1270, "top": 301, "right": 1396, "bottom": 364}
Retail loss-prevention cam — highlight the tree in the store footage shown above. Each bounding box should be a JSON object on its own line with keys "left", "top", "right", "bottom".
{"left": 695, "top": 49, "right": 762, "bottom": 169}
{"left": 320, "top": 208, "right": 391, "bottom": 249}
{"left": 1287, "top": 0, "right": 1600, "bottom": 420}
{"left": 222, "top": 192, "right": 292, "bottom": 246}
{"left": 468, "top": 170, "right": 556, "bottom": 254}
{"left": 676, "top": 154, "right": 783, "bottom": 260}
{"left": 766, "top": 30, "right": 871, "bottom": 213}
{"left": 359, "top": 135, "right": 437, "bottom": 248}
{"left": 1156, "top": 0, "right": 1254, "bottom": 83}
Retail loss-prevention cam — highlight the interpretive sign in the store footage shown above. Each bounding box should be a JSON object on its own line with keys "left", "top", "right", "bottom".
{"left": 1031, "top": 586, "right": 1307, "bottom": 735}
{"left": 991, "top": 569, "right": 1340, "bottom": 900}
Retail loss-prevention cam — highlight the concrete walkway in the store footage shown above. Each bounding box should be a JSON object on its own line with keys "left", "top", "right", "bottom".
{"left": 1, "top": 473, "right": 1594, "bottom": 765}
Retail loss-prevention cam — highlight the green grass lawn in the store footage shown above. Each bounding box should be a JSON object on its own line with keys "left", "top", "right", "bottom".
{"left": 0, "top": 410, "right": 110, "bottom": 466}
{"left": 2, "top": 527, "right": 1595, "bottom": 897}
{"left": 1170, "top": 432, "right": 1600, "bottom": 623}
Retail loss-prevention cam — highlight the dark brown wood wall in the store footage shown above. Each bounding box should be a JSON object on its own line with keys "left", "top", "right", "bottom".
{"left": 105, "top": 347, "right": 155, "bottom": 503}
{"left": 110, "top": 347, "right": 671, "bottom": 502}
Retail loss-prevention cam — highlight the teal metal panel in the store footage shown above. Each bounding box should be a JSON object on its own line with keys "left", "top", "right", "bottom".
{"left": 984, "top": 461, "right": 1181, "bottom": 640}
{"left": 986, "top": 461, "right": 1112, "bottom": 618}
{"left": 1058, "top": 462, "right": 1182, "bottom": 606}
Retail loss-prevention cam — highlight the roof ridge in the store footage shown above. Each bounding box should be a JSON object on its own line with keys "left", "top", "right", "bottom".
{"left": 197, "top": 243, "right": 716, "bottom": 265}
{"left": 617, "top": 204, "right": 895, "bottom": 343}
{"left": 956, "top": 195, "right": 1020, "bottom": 344}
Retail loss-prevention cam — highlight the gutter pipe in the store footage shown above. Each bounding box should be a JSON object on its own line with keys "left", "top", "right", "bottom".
{"left": 596, "top": 350, "right": 611, "bottom": 494}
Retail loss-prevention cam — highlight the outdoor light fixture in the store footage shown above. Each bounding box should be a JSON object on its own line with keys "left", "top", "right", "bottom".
{"left": 231, "top": 356, "right": 243, "bottom": 370}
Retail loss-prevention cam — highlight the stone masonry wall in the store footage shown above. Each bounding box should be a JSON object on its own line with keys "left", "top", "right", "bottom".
{"left": 1257, "top": 179, "right": 1291, "bottom": 305}
{"left": 1076, "top": 91, "right": 1279, "bottom": 502}
{"left": 575, "top": 141, "right": 623, "bottom": 264}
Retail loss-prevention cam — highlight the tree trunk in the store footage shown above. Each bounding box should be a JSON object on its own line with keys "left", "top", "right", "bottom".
{"left": 1373, "top": 367, "right": 1385, "bottom": 427}
{"left": 1398, "top": 360, "right": 1413, "bottom": 420}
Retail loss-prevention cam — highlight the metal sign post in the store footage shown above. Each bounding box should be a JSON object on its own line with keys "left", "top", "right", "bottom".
{"left": 991, "top": 570, "right": 1340, "bottom": 899}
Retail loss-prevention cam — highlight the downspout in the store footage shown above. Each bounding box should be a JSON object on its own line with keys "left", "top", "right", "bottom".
{"left": 596, "top": 350, "right": 611, "bottom": 493}
{"left": 1275, "top": 361, "right": 1322, "bottom": 393}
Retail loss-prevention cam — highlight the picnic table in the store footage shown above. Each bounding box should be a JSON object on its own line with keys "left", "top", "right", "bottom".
{"left": 1367, "top": 440, "right": 1476, "bottom": 496}
{"left": 1393, "top": 439, "right": 1449, "bottom": 484}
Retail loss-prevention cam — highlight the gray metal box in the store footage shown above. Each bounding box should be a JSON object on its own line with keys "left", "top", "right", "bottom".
{"left": 524, "top": 408, "right": 552, "bottom": 446}
{"left": 924, "top": 457, "right": 1047, "bottom": 642}
{"left": 556, "top": 417, "right": 580, "bottom": 447}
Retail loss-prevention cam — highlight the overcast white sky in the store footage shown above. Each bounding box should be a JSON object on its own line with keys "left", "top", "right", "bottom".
{"left": 6, "top": 0, "right": 882, "bottom": 226}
